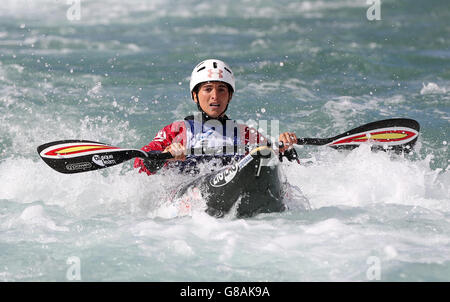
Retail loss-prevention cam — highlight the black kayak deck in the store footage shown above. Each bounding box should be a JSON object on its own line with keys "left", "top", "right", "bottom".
{"left": 174, "top": 146, "right": 286, "bottom": 218}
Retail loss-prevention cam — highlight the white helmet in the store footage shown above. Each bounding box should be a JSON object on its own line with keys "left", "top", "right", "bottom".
{"left": 189, "top": 59, "right": 235, "bottom": 96}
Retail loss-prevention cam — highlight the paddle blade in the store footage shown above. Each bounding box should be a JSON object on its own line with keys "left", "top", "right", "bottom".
{"left": 296, "top": 118, "right": 420, "bottom": 153}
{"left": 37, "top": 140, "right": 148, "bottom": 174}
{"left": 327, "top": 118, "right": 420, "bottom": 152}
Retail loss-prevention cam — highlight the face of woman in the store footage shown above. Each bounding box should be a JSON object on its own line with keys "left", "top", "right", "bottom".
{"left": 193, "top": 82, "right": 232, "bottom": 118}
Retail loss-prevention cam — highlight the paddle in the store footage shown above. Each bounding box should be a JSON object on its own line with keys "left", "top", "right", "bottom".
{"left": 36, "top": 140, "right": 173, "bottom": 174}
{"left": 296, "top": 118, "right": 420, "bottom": 152}
{"left": 37, "top": 118, "right": 420, "bottom": 174}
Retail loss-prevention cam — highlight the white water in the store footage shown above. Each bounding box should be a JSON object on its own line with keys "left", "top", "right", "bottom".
{"left": 1, "top": 144, "right": 448, "bottom": 281}
{"left": 1, "top": 0, "right": 449, "bottom": 282}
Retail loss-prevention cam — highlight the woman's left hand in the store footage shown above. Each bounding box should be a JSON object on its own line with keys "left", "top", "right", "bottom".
{"left": 278, "top": 132, "right": 297, "bottom": 153}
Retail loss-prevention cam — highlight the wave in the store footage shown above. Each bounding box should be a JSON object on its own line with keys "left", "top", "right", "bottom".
{"left": 286, "top": 145, "right": 450, "bottom": 212}
{"left": 420, "top": 82, "right": 447, "bottom": 95}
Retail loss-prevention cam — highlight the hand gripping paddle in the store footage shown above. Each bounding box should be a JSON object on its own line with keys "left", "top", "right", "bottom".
{"left": 37, "top": 118, "right": 420, "bottom": 174}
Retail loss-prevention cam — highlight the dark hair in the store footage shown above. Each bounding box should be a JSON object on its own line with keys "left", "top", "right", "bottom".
{"left": 191, "top": 82, "right": 234, "bottom": 99}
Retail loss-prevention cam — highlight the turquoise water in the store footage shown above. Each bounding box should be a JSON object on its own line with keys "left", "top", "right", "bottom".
{"left": 0, "top": 0, "right": 449, "bottom": 281}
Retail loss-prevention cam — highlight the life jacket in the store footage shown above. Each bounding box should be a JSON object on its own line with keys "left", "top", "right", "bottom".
{"left": 134, "top": 112, "right": 266, "bottom": 175}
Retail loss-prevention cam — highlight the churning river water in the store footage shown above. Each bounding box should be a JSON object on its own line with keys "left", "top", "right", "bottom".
{"left": 0, "top": 0, "right": 449, "bottom": 281}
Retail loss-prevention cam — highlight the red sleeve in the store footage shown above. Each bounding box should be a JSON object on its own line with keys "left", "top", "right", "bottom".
{"left": 133, "top": 121, "right": 187, "bottom": 175}
{"left": 240, "top": 125, "right": 268, "bottom": 153}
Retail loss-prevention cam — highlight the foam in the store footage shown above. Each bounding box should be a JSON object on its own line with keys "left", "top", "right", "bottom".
{"left": 19, "top": 205, "right": 68, "bottom": 232}
{"left": 0, "top": 157, "right": 168, "bottom": 218}
{"left": 420, "top": 82, "right": 447, "bottom": 95}
{"left": 285, "top": 145, "right": 450, "bottom": 212}
{"left": 0, "top": 0, "right": 449, "bottom": 281}
{"left": 322, "top": 95, "right": 406, "bottom": 130}
{"left": 242, "top": 79, "right": 316, "bottom": 100}
{"left": 168, "top": 240, "right": 195, "bottom": 257}
{"left": 0, "top": 0, "right": 370, "bottom": 27}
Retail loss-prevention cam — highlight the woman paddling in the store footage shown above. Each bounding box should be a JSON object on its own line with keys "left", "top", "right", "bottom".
{"left": 134, "top": 59, "right": 300, "bottom": 175}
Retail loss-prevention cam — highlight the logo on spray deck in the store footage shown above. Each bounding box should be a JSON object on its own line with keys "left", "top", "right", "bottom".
{"left": 210, "top": 164, "right": 239, "bottom": 187}
{"left": 92, "top": 154, "right": 116, "bottom": 167}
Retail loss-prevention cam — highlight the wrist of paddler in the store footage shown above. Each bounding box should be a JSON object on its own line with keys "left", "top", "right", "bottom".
{"left": 163, "top": 143, "right": 186, "bottom": 161}
{"left": 278, "top": 132, "right": 297, "bottom": 153}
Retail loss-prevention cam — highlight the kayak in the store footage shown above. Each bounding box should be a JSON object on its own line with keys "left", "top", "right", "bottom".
{"left": 36, "top": 118, "right": 420, "bottom": 218}
{"left": 171, "top": 146, "right": 286, "bottom": 218}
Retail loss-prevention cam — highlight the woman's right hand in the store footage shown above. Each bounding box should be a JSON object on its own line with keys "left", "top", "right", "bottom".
{"left": 163, "top": 143, "right": 186, "bottom": 161}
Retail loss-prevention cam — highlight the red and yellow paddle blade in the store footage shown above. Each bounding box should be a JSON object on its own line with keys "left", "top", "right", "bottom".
{"left": 37, "top": 140, "right": 146, "bottom": 174}
{"left": 39, "top": 141, "right": 120, "bottom": 159}
{"left": 297, "top": 118, "right": 420, "bottom": 153}
{"left": 328, "top": 127, "right": 419, "bottom": 148}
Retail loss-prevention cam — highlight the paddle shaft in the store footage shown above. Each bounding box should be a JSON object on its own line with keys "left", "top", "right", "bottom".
{"left": 37, "top": 118, "right": 420, "bottom": 174}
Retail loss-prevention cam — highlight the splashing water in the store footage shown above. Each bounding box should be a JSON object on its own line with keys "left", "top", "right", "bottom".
{"left": 0, "top": 0, "right": 449, "bottom": 281}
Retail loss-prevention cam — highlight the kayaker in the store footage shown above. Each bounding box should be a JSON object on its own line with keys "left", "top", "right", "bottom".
{"left": 134, "top": 59, "right": 299, "bottom": 175}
